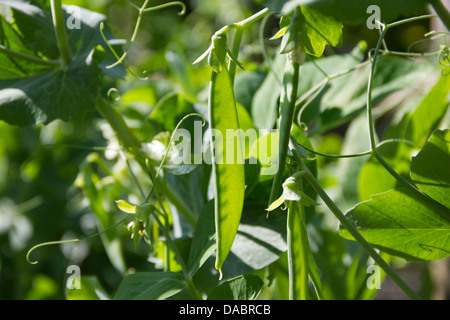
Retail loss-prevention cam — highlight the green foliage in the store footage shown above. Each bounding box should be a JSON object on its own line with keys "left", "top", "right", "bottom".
{"left": 207, "top": 274, "right": 264, "bottom": 300}
{"left": 267, "top": 0, "right": 429, "bottom": 24}
{"left": 341, "top": 188, "right": 450, "bottom": 260}
{"left": 113, "top": 272, "right": 186, "bottom": 300}
{"left": 0, "top": 0, "right": 449, "bottom": 302}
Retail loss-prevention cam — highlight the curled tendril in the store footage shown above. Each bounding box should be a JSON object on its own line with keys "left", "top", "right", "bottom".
{"left": 108, "top": 88, "right": 121, "bottom": 102}
{"left": 145, "top": 113, "right": 206, "bottom": 202}
{"left": 100, "top": 1, "right": 186, "bottom": 74}
{"left": 407, "top": 32, "right": 449, "bottom": 53}
{"left": 99, "top": 22, "right": 149, "bottom": 81}
{"left": 299, "top": 122, "right": 308, "bottom": 132}
{"left": 439, "top": 46, "right": 450, "bottom": 67}
{"left": 26, "top": 217, "right": 128, "bottom": 265}
{"left": 438, "top": 46, "right": 450, "bottom": 76}
{"left": 142, "top": 1, "right": 186, "bottom": 16}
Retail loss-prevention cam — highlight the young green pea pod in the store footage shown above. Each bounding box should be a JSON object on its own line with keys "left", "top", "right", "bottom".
{"left": 194, "top": 32, "right": 244, "bottom": 74}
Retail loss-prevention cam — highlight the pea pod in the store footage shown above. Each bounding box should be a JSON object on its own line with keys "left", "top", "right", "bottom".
{"left": 286, "top": 187, "right": 310, "bottom": 300}
{"left": 209, "top": 66, "right": 245, "bottom": 277}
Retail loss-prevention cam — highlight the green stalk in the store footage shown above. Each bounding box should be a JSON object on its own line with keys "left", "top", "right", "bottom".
{"left": 290, "top": 139, "right": 422, "bottom": 300}
{"left": 268, "top": 62, "right": 300, "bottom": 206}
{"left": 429, "top": 0, "right": 450, "bottom": 31}
{"left": 95, "top": 98, "right": 197, "bottom": 227}
{"left": 228, "top": 27, "right": 244, "bottom": 85}
{"left": 153, "top": 210, "right": 200, "bottom": 300}
{"left": 50, "top": 0, "right": 72, "bottom": 66}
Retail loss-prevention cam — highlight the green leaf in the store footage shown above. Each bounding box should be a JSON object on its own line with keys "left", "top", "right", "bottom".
{"left": 207, "top": 274, "right": 263, "bottom": 300}
{"left": 187, "top": 200, "right": 216, "bottom": 277}
{"left": 209, "top": 67, "right": 246, "bottom": 274}
{"left": 359, "top": 75, "right": 450, "bottom": 201}
{"left": 269, "top": 0, "right": 429, "bottom": 25}
{"left": 0, "top": 14, "right": 50, "bottom": 78}
{"left": 251, "top": 54, "right": 286, "bottom": 129}
{"left": 407, "top": 76, "right": 450, "bottom": 146}
{"left": 340, "top": 189, "right": 450, "bottom": 261}
{"left": 298, "top": 6, "right": 343, "bottom": 57}
{"left": 2, "top": 0, "right": 59, "bottom": 59}
{"left": 113, "top": 272, "right": 186, "bottom": 300}
{"left": 0, "top": 52, "right": 102, "bottom": 126}
{"left": 0, "top": 4, "right": 121, "bottom": 126}
{"left": 222, "top": 203, "right": 287, "bottom": 277}
{"left": 411, "top": 130, "right": 450, "bottom": 209}
{"left": 115, "top": 199, "right": 137, "bottom": 214}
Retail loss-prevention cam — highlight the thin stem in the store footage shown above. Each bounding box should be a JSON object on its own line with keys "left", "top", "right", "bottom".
{"left": 27, "top": 216, "right": 128, "bottom": 264}
{"left": 0, "top": 45, "right": 60, "bottom": 68}
{"left": 228, "top": 27, "right": 244, "bottom": 85}
{"left": 366, "top": 26, "right": 387, "bottom": 150}
{"left": 50, "top": 0, "right": 72, "bottom": 66}
{"left": 429, "top": 0, "right": 450, "bottom": 31}
{"left": 290, "top": 138, "right": 422, "bottom": 300}
{"left": 235, "top": 7, "right": 270, "bottom": 29}
{"left": 298, "top": 139, "right": 417, "bottom": 159}
{"left": 153, "top": 209, "right": 199, "bottom": 300}
{"left": 227, "top": 8, "right": 270, "bottom": 83}
{"left": 366, "top": 23, "right": 450, "bottom": 217}
{"left": 120, "top": 150, "right": 146, "bottom": 200}
{"left": 386, "top": 14, "right": 437, "bottom": 29}
{"left": 107, "top": 1, "right": 186, "bottom": 69}
{"left": 95, "top": 97, "right": 197, "bottom": 227}
{"left": 268, "top": 62, "right": 300, "bottom": 206}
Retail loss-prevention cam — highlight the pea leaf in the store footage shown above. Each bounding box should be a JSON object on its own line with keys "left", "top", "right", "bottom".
{"left": 0, "top": 3, "right": 119, "bottom": 126}
{"left": 112, "top": 272, "right": 186, "bottom": 300}
{"left": 340, "top": 189, "right": 450, "bottom": 261}
{"left": 0, "top": 51, "right": 102, "bottom": 126}
{"left": 276, "top": 6, "right": 342, "bottom": 57}
{"left": 251, "top": 54, "right": 285, "bottom": 130}
{"left": 0, "top": 14, "right": 50, "bottom": 78}
{"left": 298, "top": 6, "right": 343, "bottom": 57}
{"left": 207, "top": 274, "right": 263, "bottom": 300}
{"left": 411, "top": 130, "right": 450, "bottom": 209}
{"left": 268, "top": 0, "right": 429, "bottom": 25}
{"left": 187, "top": 200, "right": 216, "bottom": 277}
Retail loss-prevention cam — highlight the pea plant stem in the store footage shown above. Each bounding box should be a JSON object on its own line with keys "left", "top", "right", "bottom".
{"left": 95, "top": 97, "right": 197, "bottom": 227}
{"left": 269, "top": 62, "right": 300, "bottom": 206}
{"left": 50, "top": 0, "right": 72, "bottom": 67}
{"left": 228, "top": 27, "right": 244, "bottom": 85}
{"left": 153, "top": 209, "right": 200, "bottom": 300}
{"left": 290, "top": 138, "right": 422, "bottom": 300}
{"left": 429, "top": 0, "right": 450, "bottom": 31}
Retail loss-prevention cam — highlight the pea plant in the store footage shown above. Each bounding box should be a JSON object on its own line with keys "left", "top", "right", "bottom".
{"left": 1, "top": 0, "right": 450, "bottom": 300}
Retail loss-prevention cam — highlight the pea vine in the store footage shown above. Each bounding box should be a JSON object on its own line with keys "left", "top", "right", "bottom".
{"left": 0, "top": 0, "right": 449, "bottom": 300}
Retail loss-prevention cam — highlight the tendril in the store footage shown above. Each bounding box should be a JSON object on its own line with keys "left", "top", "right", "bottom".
{"left": 99, "top": 22, "right": 149, "bottom": 81}
{"left": 108, "top": 88, "right": 121, "bottom": 102}
{"left": 26, "top": 216, "right": 128, "bottom": 265}
{"left": 101, "top": 1, "right": 186, "bottom": 72}
{"left": 145, "top": 113, "right": 206, "bottom": 202}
